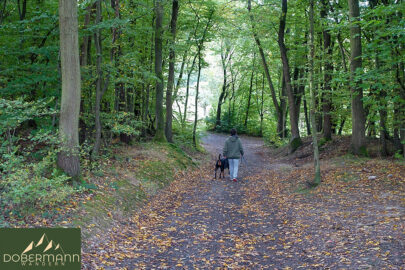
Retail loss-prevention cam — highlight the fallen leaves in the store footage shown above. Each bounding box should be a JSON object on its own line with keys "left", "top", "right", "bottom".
{"left": 79, "top": 136, "right": 405, "bottom": 269}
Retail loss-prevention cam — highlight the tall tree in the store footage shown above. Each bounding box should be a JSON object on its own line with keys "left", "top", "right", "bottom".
{"left": 245, "top": 54, "right": 255, "bottom": 128}
{"left": 192, "top": 8, "right": 214, "bottom": 146}
{"left": 278, "top": 0, "right": 302, "bottom": 153}
{"left": 216, "top": 40, "right": 232, "bottom": 128}
{"left": 183, "top": 53, "right": 198, "bottom": 123}
{"left": 321, "top": 0, "right": 334, "bottom": 141}
{"left": 247, "top": 0, "right": 283, "bottom": 138}
{"left": 57, "top": 0, "right": 81, "bottom": 177}
{"left": 348, "top": 0, "right": 366, "bottom": 154}
{"left": 165, "top": 0, "right": 179, "bottom": 143}
{"left": 154, "top": 0, "right": 166, "bottom": 141}
{"left": 92, "top": 0, "right": 109, "bottom": 157}
{"left": 193, "top": 47, "right": 202, "bottom": 147}
{"left": 308, "top": 0, "right": 321, "bottom": 186}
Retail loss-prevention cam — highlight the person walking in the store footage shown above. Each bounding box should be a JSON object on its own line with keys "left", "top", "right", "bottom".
{"left": 223, "top": 128, "right": 244, "bottom": 182}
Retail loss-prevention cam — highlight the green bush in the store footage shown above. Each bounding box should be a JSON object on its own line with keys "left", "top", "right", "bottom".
{"left": 0, "top": 98, "right": 56, "bottom": 152}
{"left": 0, "top": 152, "right": 78, "bottom": 213}
{"left": 172, "top": 121, "right": 201, "bottom": 151}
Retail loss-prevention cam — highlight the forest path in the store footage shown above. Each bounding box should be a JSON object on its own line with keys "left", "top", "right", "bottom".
{"left": 83, "top": 133, "right": 404, "bottom": 269}
{"left": 84, "top": 133, "right": 292, "bottom": 269}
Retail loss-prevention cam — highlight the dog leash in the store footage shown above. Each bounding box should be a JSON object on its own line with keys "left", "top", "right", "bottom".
{"left": 241, "top": 155, "right": 247, "bottom": 167}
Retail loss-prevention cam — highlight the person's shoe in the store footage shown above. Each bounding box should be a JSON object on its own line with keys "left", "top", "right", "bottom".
{"left": 233, "top": 178, "right": 237, "bottom": 182}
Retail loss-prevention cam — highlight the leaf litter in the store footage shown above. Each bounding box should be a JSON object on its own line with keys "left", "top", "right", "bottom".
{"left": 82, "top": 134, "right": 404, "bottom": 269}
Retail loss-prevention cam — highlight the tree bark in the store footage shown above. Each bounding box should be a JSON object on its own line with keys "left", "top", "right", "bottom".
{"left": 154, "top": 0, "right": 166, "bottom": 141}
{"left": 254, "top": 72, "right": 265, "bottom": 136}
{"left": 348, "top": 0, "right": 366, "bottom": 154}
{"left": 303, "top": 91, "right": 311, "bottom": 136}
{"left": 278, "top": 0, "right": 302, "bottom": 153}
{"left": 172, "top": 35, "right": 191, "bottom": 102}
{"left": 216, "top": 42, "right": 231, "bottom": 128}
{"left": 183, "top": 53, "right": 198, "bottom": 123}
{"left": 80, "top": 4, "right": 93, "bottom": 66}
{"left": 17, "top": 0, "right": 27, "bottom": 20}
{"left": 309, "top": 0, "right": 321, "bottom": 186}
{"left": 193, "top": 49, "right": 202, "bottom": 147}
{"left": 57, "top": 0, "right": 81, "bottom": 178}
{"left": 321, "top": 0, "right": 333, "bottom": 141}
{"left": 245, "top": 55, "right": 255, "bottom": 128}
{"left": 165, "top": 0, "right": 179, "bottom": 143}
{"left": 92, "top": 0, "right": 109, "bottom": 157}
{"left": 279, "top": 70, "right": 288, "bottom": 138}
{"left": 396, "top": 61, "right": 405, "bottom": 157}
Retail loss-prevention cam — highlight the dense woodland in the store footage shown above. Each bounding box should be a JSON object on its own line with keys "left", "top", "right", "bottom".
{"left": 0, "top": 0, "right": 404, "bottom": 210}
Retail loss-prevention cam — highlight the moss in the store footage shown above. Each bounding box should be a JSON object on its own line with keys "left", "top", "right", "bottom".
{"left": 153, "top": 130, "right": 167, "bottom": 142}
{"left": 289, "top": 137, "right": 303, "bottom": 154}
{"left": 319, "top": 137, "right": 331, "bottom": 147}
{"left": 359, "top": 145, "right": 368, "bottom": 157}
{"left": 350, "top": 144, "right": 368, "bottom": 157}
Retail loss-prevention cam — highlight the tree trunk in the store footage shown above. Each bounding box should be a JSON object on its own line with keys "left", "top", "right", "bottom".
{"left": 245, "top": 55, "right": 255, "bottom": 128}
{"left": 78, "top": 4, "right": 93, "bottom": 145}
{"left": 348, "top": 0, "right": 366, "bottom": 155}
{"left": 92, "top": 0, "right": 109, "bottom": 157}
{"left": 192, "top": 9, "right": 213, "bottom": 145}
{"left": 303, "top": 91, "right": 311, "bottom": 135}
{"left": 193, "top": 49, "right": 202, "bottom": 147}
{"left": 80, "top": 4, "right": 93, "bottom": 66}
{"left": 228, "top": 59, "right": 237, "bottom": 126}
{"left": 278, "top": 0, "right": 302, "bottom": 153}
{"left": 260, "top": 72, "right": 264, "bottom": 136}
{"left": 173, "top": 37, "right": 190, "bottom": 101}
{"left": 183, "top": 54, "right": 198, "bottom": 124}
{"left": 154, "top": 0, "right": 166, "bottom": 141}
{"left": 247, "top": 0, "right": 282, "bottom": 137}
{"left": 338, "top": 117, "right": 346, "bottom": 135}
{"left": 57, "top": 0, "right": 81, "bottom": 178}
{"left": 309, "top": 0, "right": 321, "bottom": 186}
{"left": 165, "top": 0, "right": 179, "bottom": 143}
{"left": 216, "top": 42, "right": 231, "bottom": 128}
{"left": 336, "top": 31, "right": 350, "bottom": 137}
{"left": 396, "top": 61, "right": 405, "bottom": 157}
{"left": 279, "top": 71, "right": 288, "bottom": 138}
{"left": 93, "top": 0, "right": 103, "bottom": 157}
{"left": 321, "top": 0, "right": 333, "bottom": 141}
{"left": 293, "top": 67, "right": 304, "bottom": 128}
{"left": 255, "top": 72, "right": 265, "bottom": 136}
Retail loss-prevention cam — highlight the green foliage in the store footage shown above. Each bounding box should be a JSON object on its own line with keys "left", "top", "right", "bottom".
{"left": 0, "top": 98, "right": 56, "bottom": 148}
{"left": 172, "top": 120, "right": 202, "bottom": 152}
{"left": 0, "top": 152, "right": 78, "bottom": 213}
{"left": 0, "top": 117, "right": 77, "bottom": 214}
{"left": 394, "top": 150, "right": 404, "bottom": 160}
{"left": 102, "top": 111, "right": 143, "bottom": 137}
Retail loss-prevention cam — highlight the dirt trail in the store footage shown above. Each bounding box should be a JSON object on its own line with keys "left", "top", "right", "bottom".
{"left": 121, "top": 133, "right": 287, "bottom": 268}
{"left": 83, "top": 133, "right": 404, "bottom": 269}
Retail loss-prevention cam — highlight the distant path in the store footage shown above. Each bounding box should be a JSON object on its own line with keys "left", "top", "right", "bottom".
{"left": 202, "top": 132, "right": 283, "bottom": 174}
